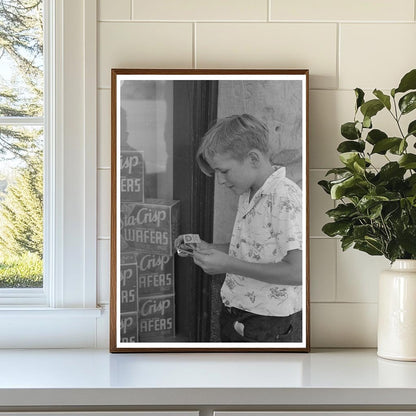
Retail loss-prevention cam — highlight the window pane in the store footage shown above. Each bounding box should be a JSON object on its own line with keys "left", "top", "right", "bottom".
{"left": 0, "top": 126, "right": 43, "bottom": 289}
{"left": 0, "top": 0, "right": 44, "bottom": 117}
{"left": 120, "top": 80, "right": 174, "bottom": 200}
{"left": 0, "top": 0, "right": 44, "bottom": 291}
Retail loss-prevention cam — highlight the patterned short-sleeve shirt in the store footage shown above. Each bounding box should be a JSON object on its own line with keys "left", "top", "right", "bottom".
{"left": 220, "top": 167, "right": 303, "bottom": 317}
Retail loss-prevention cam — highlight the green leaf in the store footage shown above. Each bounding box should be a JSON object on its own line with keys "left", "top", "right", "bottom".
{"left": 322, "top": 221, "right": 351, "bottom": 237}
{"left": 369, "top": 203, "right": 383, "bottom": 220}
{"left": 339, "top": 152, "right": 361, "bottom": 167}
{"left": 357, "top": 195, "right": 389, "bottom": 212}
{"left": 363, "top": 116, "right": 372, "bottom": 129}
{"left": 355, "top": 88, "right": 365, "bottom": 110}
{"left": 353, "top": 158, "right": 367, "bottom": 174}
{"left": 365, "top": 236, "right": 384, "bottom": 251}
{"left": 386, "top": 240, "right": 402, "bottom": 263}
{"left": 338, "top": 153, "right": 370, "bottom": 178}
{"left": 399, "top": 92, "right": 416, "bottom": 115}
{"left": 406, "top": 174, "right": 416, "bottom": 187}
{"left": 373, "top": 89, "right": 391, "bottom": 110}
{"left": 341, "top": 235, "right": 355, "bottom": 251}
{"left": 399, "top": 139, "right": 407, "bottom": 154}
{"left": 354, "top": 241, "right": 383, "bottom": 256}
{"left": 330, "top": 175, "right": 367, "bottom": 200}
{"left": 330, "top": 176, "right": 355, "bottom": 199}
{"left": 395, "top": 69, "right": 416, "bottom": 94}
{"left": 337, "top": 140, "right": 365, "bottom": 153}
{"left": 399, "top": 154, "right": 416, "bottom": 169}
{"left": 360, "top": 195, "right": 390, "bottom": 204}
{"left": 341, "top": 122, "right": 361, "bottom": 140}
{"left": 398, "top": 227, "right": 416, "bottom": 255}
{"left": 371, "top": 137, "right": 402, "bottom": 155}
{"left": 360, "top": 99, "right": 384, "bottom": 119}
{"left": 407, "top": 120, "right": 416, "bottom": 137}
{"left": 384, "top": 203, "right": 400, "bottom": 223}
{"left": 366, "top": 129, "right": 387, "bottom": 145}
{"left": 352, "top": 225, "right": 374, "bottom": 241}
{"left": 325, "top": 167, "right": 352, "bottom": 176}
{"left": 318, "top": 180, "right": 331, "bottom": 194}
{"left": 405, "top": 175, "right": 416, "bottom": 197}
{"left": 326, "top": 203, "right": 357, "bottom": 220}
{"left": 377, "top": 162, "right": 406, "bottom": 181}
{"left": 390, "top": 139, "right": 408, "bottom": 155}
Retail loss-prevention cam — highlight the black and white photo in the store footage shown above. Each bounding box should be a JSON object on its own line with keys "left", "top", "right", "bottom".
{"left": 110, "top": 69, "right": 310, "bottom": 352}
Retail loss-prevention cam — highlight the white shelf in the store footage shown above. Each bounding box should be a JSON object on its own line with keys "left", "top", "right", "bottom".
{"left": 0, "top": 348, "right": 415, "bottom": 409}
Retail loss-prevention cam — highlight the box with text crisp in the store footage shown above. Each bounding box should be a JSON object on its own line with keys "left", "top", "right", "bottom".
{"left": 119, "top": 266, "right": 138, "bottom": 314}
{"left": 136, "top": 253, "right": 174, "bottom": 297}
{"left": 120, "top": 312, "right": 138, "bottom": 343}
{"left": 120, "top": 150, "right": 144, "bottom": 203}
{"left": 138, "top": 294, "right": 175, "bottom": 341}
{"left": 121, "top": 199, "right": 180, "bottom": 255}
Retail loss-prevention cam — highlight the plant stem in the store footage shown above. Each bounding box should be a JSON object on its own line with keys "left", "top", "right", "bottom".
{"left": 390, "top": 96, "right": 407, "bottom": 139}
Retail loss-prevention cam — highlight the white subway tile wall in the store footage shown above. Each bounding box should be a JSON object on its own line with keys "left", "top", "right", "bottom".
{"left": 310, "top": 239, "right": 337, "bottom": 302}
{"left": 309, "top": 170, "right": 334, "bottom": 237}
{"left": 98, "top": 22, "right": 193, "bottom": 88}
{"left": 131, "top": 0, "right": 269, "bottom": 21}
{"left": 270, "top": 0, "right": 414, "bottom": 22}
{"left": 99, "top": 0, "right": 131, "bottom": 21}
{"left": 336, "top": 246, "right": 390, "bottom": 303}
{"left": 340, "top": 24, "right": 416, "bottom": 90}
{"left": 196, "top": 23, "right": 338, "bottom": 89}
{"left": 96, "top": 0, "right": 416, "bottom": 347}
{"left": 311, "top": 303, "right": 378, "bottom": 347}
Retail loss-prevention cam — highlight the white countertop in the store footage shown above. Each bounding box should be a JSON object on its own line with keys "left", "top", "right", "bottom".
{"left": 0, "top": 348, "right": 416, "bottom": 408}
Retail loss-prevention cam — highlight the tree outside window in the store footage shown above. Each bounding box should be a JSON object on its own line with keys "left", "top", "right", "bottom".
{"left": 0, "top": 0, "right": 44, "bottom": 288}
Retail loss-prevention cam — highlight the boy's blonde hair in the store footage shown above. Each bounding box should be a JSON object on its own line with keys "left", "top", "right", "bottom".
{"left": 196, "top": 114, "right": 270, "bottom": 176}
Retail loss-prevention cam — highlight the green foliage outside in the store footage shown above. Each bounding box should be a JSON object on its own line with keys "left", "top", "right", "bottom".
{"left": 0, "top": 252, "right": 42, "bottom": 288}
{"left": 0, "top": 154, "right": 43, "bottom": 258}
{"left": 0, "top": 0, "right": 44, "bottom": 287}
{"left": 319, "top": 69, "right": 416, "bottom": 263}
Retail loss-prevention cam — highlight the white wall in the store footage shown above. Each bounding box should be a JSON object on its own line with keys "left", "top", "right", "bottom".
{"left": 96, "top": 0, "right": 416, "bottom": 348}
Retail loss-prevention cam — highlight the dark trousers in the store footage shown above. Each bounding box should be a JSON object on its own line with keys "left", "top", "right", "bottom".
{"left": 220, "top": 304, "right": 302, "bottom": 342}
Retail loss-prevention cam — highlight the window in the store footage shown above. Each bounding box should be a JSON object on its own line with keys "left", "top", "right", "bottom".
{"left": 0, "top": 0, "right": 44, "bottom": 293}
{"left": 0, "top": 0, "right": 100, "bottom": 348}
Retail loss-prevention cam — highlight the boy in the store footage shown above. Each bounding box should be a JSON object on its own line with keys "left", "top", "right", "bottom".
{"left": 178, "top": 114, "right": 303, "bottom": 342}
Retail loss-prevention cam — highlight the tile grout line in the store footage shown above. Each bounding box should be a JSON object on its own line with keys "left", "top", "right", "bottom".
{"left": 336, "top": 22, "right": 340, "bottom": 90}
{"left": 268, "top": 0, "right": 271, "bottom": 22}
{"left": 193, "top": 22, "right": 197, "bottom": 68}
{"left": 333, "top": 229, "right": 339, "bottom": 303}
{"left": 311, "top": 301, "right": 378, "bottom": 305}
{"left": 333, "top": 191, "right": 340, "bottom": 303}
{"left": 98, "top": 19, "right": 415, "bottom": 24}
{"left": 309, "top": 236, "right": 340, "bottom": 239}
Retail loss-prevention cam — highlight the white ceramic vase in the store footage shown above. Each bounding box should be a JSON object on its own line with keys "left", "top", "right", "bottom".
{"left": 378, "top": 259, "right": 416, "bottom": 361}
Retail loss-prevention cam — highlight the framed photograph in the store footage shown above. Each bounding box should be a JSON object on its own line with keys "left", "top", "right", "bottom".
{"left": 110, "top": 69, "right": 310, "bottom": 352}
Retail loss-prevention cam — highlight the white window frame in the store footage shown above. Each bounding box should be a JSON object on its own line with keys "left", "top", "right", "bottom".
{"left": 0, "top": 0, "right": 101, "bottom": 348}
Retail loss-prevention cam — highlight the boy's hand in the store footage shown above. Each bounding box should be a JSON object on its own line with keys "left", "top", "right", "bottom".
{"left": 174, "top": 235, "right": 211, "bottom": 257}
{"left": 193, "top": 248, "right": 231, "bottom": 275}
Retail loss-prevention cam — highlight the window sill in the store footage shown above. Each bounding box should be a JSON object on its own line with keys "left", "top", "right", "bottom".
{"left": 0, "top": 348, "right": 415, "bottom": 410}
{"left": 0, "top": 307, "right": 103, "bottom": 348}
{"left": 0, "top": 306, "right": 102, "bottom": 316}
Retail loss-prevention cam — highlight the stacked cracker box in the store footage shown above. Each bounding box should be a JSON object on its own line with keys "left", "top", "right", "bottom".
{"left": 119, "top": 150, "right": 179, "bottom": 343}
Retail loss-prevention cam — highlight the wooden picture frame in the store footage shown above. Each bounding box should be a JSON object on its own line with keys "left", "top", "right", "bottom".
{"left": 110, "top": 69, "right": 310, "bottom": 352}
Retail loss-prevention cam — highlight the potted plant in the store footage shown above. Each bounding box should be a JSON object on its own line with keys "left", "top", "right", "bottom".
{"left": 319, "top": 68, "right": 416, "bottom": 361}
